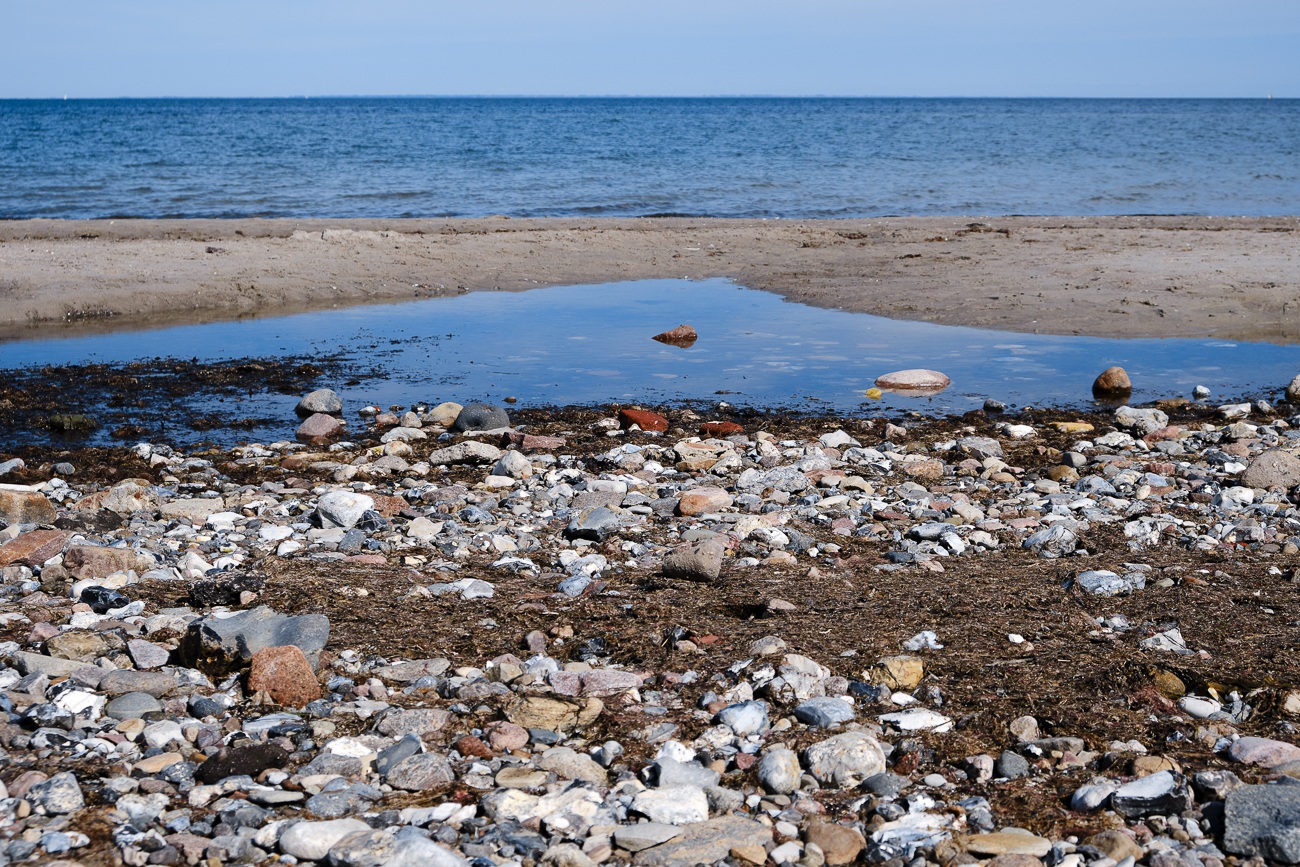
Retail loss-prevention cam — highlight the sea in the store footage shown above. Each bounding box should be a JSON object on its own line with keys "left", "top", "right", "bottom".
{"left": 1, "top": 97, "right": 1298, "bottom": 219}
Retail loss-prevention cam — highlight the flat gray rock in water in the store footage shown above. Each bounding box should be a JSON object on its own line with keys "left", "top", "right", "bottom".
{"left": 296, "top": 388, "right": 343, "bottom": 416}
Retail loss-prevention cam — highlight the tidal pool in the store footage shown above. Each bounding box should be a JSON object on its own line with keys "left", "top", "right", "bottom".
{"left": 2, "top": 278, "right": 1299, "bottom": 446}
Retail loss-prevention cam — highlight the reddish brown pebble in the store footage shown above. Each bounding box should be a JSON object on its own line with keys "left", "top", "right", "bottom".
{"left": 455, "top": 735, "right": 494, "bottom": 758}
{"left": 618, "top": 408, "right": 669, "bottom": 432}
{"left": 247, "top": 646, "right": 321, "bottom": 708}
{"left": 652, "top": 323, "right": 698, "bottom": 346}
{"left": 733, "top": 753, "right": 757, "bottom": 770}
{"left": 1092, "top": 365, "right": 1132, "bottom": 396}
{"left": 700, "top": 421, "right": 744, "bottom": 436}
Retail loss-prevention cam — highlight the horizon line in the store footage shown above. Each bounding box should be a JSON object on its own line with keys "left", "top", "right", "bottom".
{"left": 2, "top": 93, "right": 1294, "bottom": 101}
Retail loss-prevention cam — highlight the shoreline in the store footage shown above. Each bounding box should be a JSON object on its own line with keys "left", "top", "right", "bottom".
{"left": 1, "top": 215, "right": 1299, "bottom": 344}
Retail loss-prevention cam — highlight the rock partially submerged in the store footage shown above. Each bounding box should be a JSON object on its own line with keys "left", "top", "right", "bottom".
{"left": 874, "top": 368, "right": 951, "bottom": 393}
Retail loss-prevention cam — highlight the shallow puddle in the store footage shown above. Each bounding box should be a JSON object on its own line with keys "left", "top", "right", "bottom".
{"left": 2, "top": 278, "right": 1299, "bottom": 447}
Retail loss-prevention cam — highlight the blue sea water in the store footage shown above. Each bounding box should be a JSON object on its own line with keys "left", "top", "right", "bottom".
{"left": 1, "top": 97, "right": 1297, "bottom": 219}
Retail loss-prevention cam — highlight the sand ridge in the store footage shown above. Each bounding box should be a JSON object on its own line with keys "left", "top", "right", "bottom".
{"left": 0, "top": 215, "right": 1297, "bottom": 343}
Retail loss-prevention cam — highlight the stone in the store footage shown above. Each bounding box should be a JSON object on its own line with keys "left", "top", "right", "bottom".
{"left": 536, "top": 747, "right": 607, "bottom": 785}
{"left": 758, "top": 748, "right": 803, "bottom": 794}
{"left": 248, "top": 645, "right": 322, "bottom": 707}
{"left": 566, "top": 506, "right": 621, "bottom": 543}
{"left": 618, "top": 408, "right": 669, "bottom": 432}
{"left": 179, "top": 605, "right": 330, "bottom": 676}
{"left": 615, "top": 823, "right": 682, "bottom": 853}
{"left": 126, "top": 638, "right": 171, "bottom": 670}
{"left": 196, "top": 742, "right": 290, "bottom": 785}
{"left": 296, "top": 388, "right": 343, "bottom": 415}
{"left": 807, "top": 821, "right": 866, "bottom": 866}
{"left": 105, "top": 691, "right": 163, "bottom": 720}
{"left": 314, "top": 491, "right": 375, "bottom": 529}
{"left": 652, "top": 323, "right": 698, "bottom": 345}
{"left": 0, "top": 486, "right": 57, "bottom": 525}
{"left": 28, "top": 771, "right": 84, "bottom": 814}
{"left": 375, "top": 707, "right": 453, "bottom": 738}
{"left": 879, "top": 707, "right": 953, "bottom": 731}
{"left": 1071, "top": 778, "right": 1119, "bottom": 811}
{"left": 631, "top": 785, "right": 709, "bottom": 824}
{"left": 794, "top": 696, "right": 856, "bottom": 727}
{"left": 1230, "top": 737, "right": 1300, "bottom": 769}
{"left": 278, "top": 818, "right": 370, "bottom": 861}
{"left": 62, "top": 544, "right": 147, "bottom": 579}
{"left": 1085, "top": 830, "right": 1146, "bottom": 862}
{"left": 0, "top": 529, "right": 68, "bottom": 567}
{"left": 700, "top": 421, "right": 744, "bottom": 436}
{"left": 960, "top": 832, "right": 1052, "bottom": 858}
{"left": 1115, "top": 406, "right": 1170, "bottom": 435}
{"left": 995, "top": 750, "right": 1031, "bottom": 779}
{"left": 427, "top": 440, "right": 503, "bottom": 465}
{"left": 632, "top": 815, "right": 771, "bottom": 867}
{"left": 386, "top": 752, "right": 456, "bottom": 791}
{"left": 866, "top": 655, "right": 924, "bottom": 690}
{"left": 425, "top": 401, "right": 463, "bottom": 426}
{"left": 46, "top": 629, "right": 110, "bottom": 661}
{"left": 1223, "top": 784, "right": 1300, "bottom": 863}
{"left": 655, "top": 757, "right": 720, "bottom": 789}
{"left": 677, "top": 486, "right": 733, "bottom": 516}
{"left": 1093, "top": 366, "right": 1132, "bottom": 396}
{"left": 296, "top": 413, "right": 342, "bottom": 444}
{"left": 717, "top": 700, "right": 770, "bottom": 736}
{"left": 98, "top": 479, "right": 160, "bottom": 515}
{"left": 452, "top": 402, "right": 510, "bottom": 432}
{"left": 493, "top": 450, "right": 533, "bottom": 479}
{"left": 1242, "top": 449, "right": 1300, "bottom": 491}
{"left": 803, "top": 731, "right": 886, "bottom": 786}
{"left": 98, "top": 670, "right": 178, "bottom": 697}
{"left": 875, "top": 369, "right": 951, "bottom": 392}
{"left": 1110, "top": 769, "right": 1192, "bottom": 817}
{"left": 662, "top": 538, "right": 725, "bottom": 582}
{"left": 505, "top": 695, "right": 603, "bottom": 733}
{"left": 957, "top": 436, "right": 1004, "bottom": 460}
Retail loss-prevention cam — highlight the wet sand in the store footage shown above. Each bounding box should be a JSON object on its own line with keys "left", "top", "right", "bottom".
{"left": 1, "top": 215, "right": 1298, "bottom": 343}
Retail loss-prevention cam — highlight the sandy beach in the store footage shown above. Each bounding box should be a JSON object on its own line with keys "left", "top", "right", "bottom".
{"left": 1, "top": 215, "right": 1298, "bottom": 343}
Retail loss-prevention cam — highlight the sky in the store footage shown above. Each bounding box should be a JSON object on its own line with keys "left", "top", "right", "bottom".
{"left": 2, "top": 0, "right": 1297, "bottom": 99}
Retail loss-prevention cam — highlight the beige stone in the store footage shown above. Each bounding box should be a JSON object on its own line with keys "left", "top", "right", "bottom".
{"left": 866, "top": 655, "right": 924, "bottom": 691}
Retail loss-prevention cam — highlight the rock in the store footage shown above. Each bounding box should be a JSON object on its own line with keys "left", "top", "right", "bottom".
{"left": 247, "top": 645, "right": 322, "bottom": 707}
{"left": 375, "top": 708, "right": 453, "bottom": 739}
{"left": 874, "top": 369, "right": 951, "bottom": 392}
{"left": 960, "top": 832, "right": 1052, "bottom": 858}
{"left": 631, "top": 785, "right": 709, "bottom": 824}
{"left": 700, "top": 421, "right": 744, "bottom": 436}
{"left": 451, "top": 402, "right": 510, "bottom": 432}
{"left": 618, "top": 408, "right": 669, "bottom": 432}
{"left": 278, "top": 818, "right": 369, "bottom": 861}
{"left": 296, "top": 413, "right": 342, "bottom": 444}
{"left": 0, "top": 529, "right": 68, "bottom": 567}
{"left": 1115, "top": 406, "right": 1170, "bottom": 435}
{"left": 866, "top": 655, "right": 924, "bottom": 690}
{"left": 1110, "top": 769, "right": 1192, "bottom": 817}
{"left": 957, "top": 436, "right": 1004, "bottom": 460}
{"left": 28, "top": 771, "right": 84, "bottom": 814}
{"left": 180, "top": 606, "right": 330, "bottom": 676}
{"left": 314, "top": 491, "right": 375, "bottom": 529}
{"left": 677, "top": 486, "right": 733, "bottom": 517}
{"left": 1085, "top": 830, "right": 1146, "bottom": 862}
{"left": 1093, "top": 366, "right": 1132, "bottom": 396}
{"left": 1075, "top": 569, "right": 1146, "bottom": 596}
{"left": 492, "top": 450, "right": 533, "bottom": 480}
{"left": 1230, "top": 737, "right": 1300, "bottom": 769}
{"left": 105, "top": 691, "right": 163, "bottom": 720}
{"left": 717, "top": 700, "right": 770, "bottom": 736}
{"left": 615, "top": 822, "right": 682, "bottom": 852}
{"left": 328, "top": 830, "right": 470, "bottom": 867}
{"left": 1071, "top": 778, "right": 1120, "bottom": 811}
{"left": 794, "top": 696, "right": 855, "bottom": 727}
{"left": 994, "top": 750, "right": 1030, "bottom": 779}
{"left": 98, "top": 669, "right": 178, "bottom": 697}
{"left": 1223, "top": 784, "right": 1300, "bottom": 863}
{"left": 878, "top": 707, "right": 953, "bottom": 731}
{"left": 426, "top": 441, "right": 504, "bottom": 465}
{"left": 662, "top": 538, "right": 725, "bottom": 582}
{"left": 758, "top": 748, "right": 803, "bottom": 794}
{"left": 196, "top": 742, "right": 290, "bottom": 785}
{"left": 1242, "top": 449, "right": 1300, "bottom": 491}
{"left": 126, "top": 638, "right": 171, "bottom": 670}
{"left": 62, "top": 544, "right": 147, "bottom": 579}
{"left": 807, "top": 821, "right": 866, "bottom": 866}
{"left": 803, "top": 731, "right": 886, "bottom": 786}
{"left": 537, "top": 747, "right": 607, "bottom": 785}
{"left": 566, "top": 506, "right": 621, "bottom": 543}
{"left": 632, "top": 815, "right": 771, "bottom": 866}
{"left": 505, "top": 695, "right": 603, "bottom": 733}
{"left": 426, "top": 401, "right": 463, "bottom": 426}
{"left": 0, "top": 486, "right": 57, "bottom": 525}
{"left": 296, "top": 388, "right": 343, "bottom": 416}
{"left": 386, "top": 752, "right": 456, "bottom": 791}
{"left": 652, "top": 324, "right": 698, "bottom": 346}
{"left": 1022, "top": 524, "right": 1078, "bottom": 558}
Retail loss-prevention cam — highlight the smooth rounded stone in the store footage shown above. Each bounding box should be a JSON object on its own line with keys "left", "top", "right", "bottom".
{"left": 1223, "top": 784, "right": 1300, "bottom": 863}
{"left": 1111, "top": 770, "right": 1192, "bottom": 818}
{"left": 677, "top": 486, "right": 733, "bottom": 517}
{"left": 1085, "top": 830, "right": 1146, "bottom": 862}
{"left": 960, "top": 831, "right": 1053, "bottom": 858}
{"left": 296, "top": 388, "right": 343, "bottom": 415}
{"left": 875, "top": 369, "right": 951, "bottom": 392}
{"left": 104, "top": 691, "right": 162, "bottom": 720}
{"left": 98, "top": 669, "right": 179, "bottom": 698}
{"left": 878, "top": 707, "right": 953, "bottom": 732}
{"left": 1230, "top": 736, "right": 1300, "bottom": 769}
{"left": 807, "top": 820, "right": 866, "bottom": 866}
{"left": 329, "top": 829, "right": 471, "bottom": 867}
{"left": 248, "top": 645, "right": 322, "bottom": 708}
{"left": 655, "top": 757, "right": 721, "bottom": 789}
{"left": 794, "top": 696, "right": 856, "bottom": 727}
{"left": 424, "top": 401, "right": 463, "bottom": 426}
{"left": 452, "top": 402, "right": 510, "bottom": 432}
{"left": 379, "top": 426, "right": 427, "bottom": 443}
{"left": 297, "top": 413, "right": 342, "bottom": 444}
{"left": 758, "top": 748, "right": 803, "bottom": 795}
{"left": 804, "top": 731, "right": 886, "bottom": 787}
{"left": 1242, "top": 448, "right": 1300, "bottom": 491}
{"left": 305, "top": 788, "right": 374, "bottom": 819}
{"left": 492, "top": 450, "right": 533, "bottom": 480}
{"left": 279, "top": 818, "right": 370, "bottom": 861}
{"left": 1178, "top": 695, "right": 1223, "bottom": 719}
{"left": 994, "top": 750, "right": 1030, "bottom": 779}
{"left": 1092, "top": 366, "right": 1133, "bottom": 396}
{"left": 662, "top": 538, "right": 725, "bottom": 582}
{"left": 1071, "top": 778, "right": 1119, "bottom": 811}
{"left": 717, "top": 700, "right": 770, "bottom": 736}
{"left": 631, "top": 815, "right": 772, "bottom": 867}
{"left": 386, "top": 752, "right": 456, "bottom": 791}
{"left": 28, "top": 771, "right": 84, "bottom": 814}
{"left": 615, "top": 822, "right": 683, "bottom": 853}
{"left": 631, "top": 785, "right": 709, "bottom": 825}
{"left": 315, "top": 491, "right": 375, "bottom": 530}
{"left": 536, "top": 747, "right": 608, "bottom": 785}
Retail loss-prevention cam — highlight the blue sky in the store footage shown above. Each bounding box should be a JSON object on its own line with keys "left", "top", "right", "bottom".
{"left": 3, "top": 0, "right": 1297, "bottom": 99}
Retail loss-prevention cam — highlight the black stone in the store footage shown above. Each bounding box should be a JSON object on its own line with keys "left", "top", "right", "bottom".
{"left": 452, "top": 403, "right": 510, "bottom": 433}
{"left": 80, "top": 585, "right": 129, "bottom": 613}
{"left": 194, "top": 742, "right": 289, "bottom": 785}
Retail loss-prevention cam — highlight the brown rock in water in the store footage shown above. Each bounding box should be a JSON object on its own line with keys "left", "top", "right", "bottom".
{"left": 296, "top": 412, "right": 342, "bottom": 445}
{"left": 247, "top": 645, "right": 321, "bottom": 708}
{"left": 1093, "top": 366, "right": 1133, "bottom": 397}
{"left": 652, "top": 323, "right": 698, "bottom": 346}
{"left": 875, "top": 369, "right": 951, "bottom": 392}
{"left": 618, "top": 408, "right": 669, "bottom": 432}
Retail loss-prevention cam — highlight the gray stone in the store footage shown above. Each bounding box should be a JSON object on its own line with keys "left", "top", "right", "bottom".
{"left": 537, "top": 746, "right": 608, "bottom": 785}
{"left": 632, "top": 815, "right": 771, "bottom": 866}
{"left": 1242, "top": 449, "right": 1300, "bottom": 492}
{"left": 278, "top": 818, "right": 370, "bottom": 861}
{"left": 1023, "top": 524, "right": 1078, "bottom": 558}
{"left": 1224, "top": 785, "right": 1300, "bottom": 863}
{"left": 105, "top": 691, "right": 163, "bottom": 720}
{"left": 662, "top": 538, "right": 725, "bottom": 582}
{"left": 717, "top": 700, "right": 769, "bottom": 736}
{"left": 314, "top": 491, "right": 375, "bottom": 530}
{"left": 375, "top": 734, "right": 423, "bottom": 777}
{"left": 1075, "top": 569, "right": 1145, "bottom": 596}
{"left": 28, "top": 771, "right": 84, "bottom": 814}
{"left": 758, "top": 748, "right": 802, "bottom": 795}
{"left": 180, "top": 605, "right": 330, "bottom": 675}
{"left": 794, "top": 696, "right": 856, "bottom": 727}
{"left": 957, "top": 436, "right": 1004, "bottom": 460}
{"left": 994, "top": 750, "right": 1030, "bottom": 779}
{"left": 98, "top": 669, "right": 179, "bottom": 697}
{"left": 387, "top": 752, "right": 456, "bottom": 791}
{"left": 426, "top": 441, "right": 503, "bottom": 465}
{"left": 804, "top": 731, "right": 887, "bottom": 787}
{"left": 1111, "top": 770, "right": 1192, "bottom": 818}
{"left": 1115, "top": 406, "right": 1170, "bottom": 435}
{"left": 452, "top": 403, "right": 510, "bottom": 432}
{"left": 615, "top": 822, "right": 682, "bottom": 853}
{"left": 296, "top": 388, "right": 343, "bottom": 416}
{"left": 1071, "top": 778, "right": 1119, "bottom": 811}
{"left": 655, "top": 757, "right": 721, "bottom": 789}
{"left": 566, "top": 506, "right": 621, "bottom": 543}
